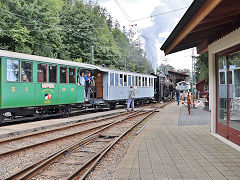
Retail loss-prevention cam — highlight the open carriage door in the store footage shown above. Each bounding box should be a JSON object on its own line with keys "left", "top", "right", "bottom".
{"left": 95, "top": 70, "right": 103, "bottom": 99}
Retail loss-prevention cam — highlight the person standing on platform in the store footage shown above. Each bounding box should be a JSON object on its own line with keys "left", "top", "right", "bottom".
{"left": 176, "top": 86, "right": 180, "bottom": 105}
{"left": 85, "top": 72, "right": 93, "bottom": 101}
{"left": 127, "top": 86, "right": 136, "bottom": 111}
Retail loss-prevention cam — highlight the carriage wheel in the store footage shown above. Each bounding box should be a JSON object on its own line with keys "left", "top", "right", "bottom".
{"left": 0, "top": 113, "right": 4, "bottom": 124}
{"left": 61, "top": 106, "right": 71, "bottom": 118}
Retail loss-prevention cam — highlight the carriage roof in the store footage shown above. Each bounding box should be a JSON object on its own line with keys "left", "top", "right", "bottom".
{"left": 97, "top": 67, "right": 156, "bottom": 78}
{"left": 0, "top": 50, "right": 156, "bottom": 78}
{"left": 0, "top": 50, "right": 97, "bottom": 70}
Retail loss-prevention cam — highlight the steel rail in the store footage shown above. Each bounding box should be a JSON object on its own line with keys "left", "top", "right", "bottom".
{"left": 0, "top": 122, "right": 111, "bottom": 157}
{"left": 69, "top": 112, "right": 154, "bottom": 180}
{"left": 70, "top": 102, "right": 171, "bottom": 180}
{"left": 5, "top": 111, "right": 147, "bottom": 180}
{"left": 0, "top": 111, "right": 131, "bottom": 145}
{"left": 0, "top": 111, "right": 146, "bottom": 157}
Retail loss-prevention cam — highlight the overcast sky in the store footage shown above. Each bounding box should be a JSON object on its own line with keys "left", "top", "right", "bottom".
{"left": 97, "top": 0, "right": 194, "bottom": 72}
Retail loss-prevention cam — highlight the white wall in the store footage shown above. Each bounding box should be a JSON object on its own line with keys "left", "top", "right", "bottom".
{"left": 208, "top": 28, "right": 240, "bottom": 134}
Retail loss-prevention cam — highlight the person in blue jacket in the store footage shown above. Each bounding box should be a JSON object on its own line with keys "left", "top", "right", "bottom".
{"left": 85, "top": 72, "right": 93, "bottom": 101}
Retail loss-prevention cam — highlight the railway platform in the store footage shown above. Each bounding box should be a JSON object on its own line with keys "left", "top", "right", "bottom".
{"left": 114, "top": 103, "right": 240, "bottom": 180}
{"left": 0, "top": 108, "right": 127, "bottom": 139}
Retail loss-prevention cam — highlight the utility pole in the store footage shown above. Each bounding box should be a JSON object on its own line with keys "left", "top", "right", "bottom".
{"left": 192, "top": 48, "right": 196, "bottom": 96}
{"left": 124, "top": 58, "right": 126, "bottom": 71}
{"left": 91, "top": 45, "right": 94, "bottom": 65}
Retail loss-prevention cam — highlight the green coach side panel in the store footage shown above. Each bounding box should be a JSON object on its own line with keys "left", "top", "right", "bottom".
{"left": 0, "top": 58, "right": 2, "bottom": 109}
{"left": 77, "top": 85, "right": 84, "bottom": 103}
{"left": 35, "top": 84, "right": 59, "bottom": 106}
{"left": 59, "top": 84, "right": 77, "bottom": 104}
{"left": 2, "top": 82, "right": 35, "bottom": 108}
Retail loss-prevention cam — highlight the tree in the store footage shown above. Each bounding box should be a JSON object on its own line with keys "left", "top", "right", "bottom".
{"left": 196, "top": 52, "right": 208, "bottom": 82}
{"left": 0, "top": 0, "right": 153, "bottom": 74}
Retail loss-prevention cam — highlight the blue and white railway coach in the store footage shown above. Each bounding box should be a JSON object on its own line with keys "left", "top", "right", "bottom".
{"left": 91, "top": 67, "right": 156, "bottom": 109}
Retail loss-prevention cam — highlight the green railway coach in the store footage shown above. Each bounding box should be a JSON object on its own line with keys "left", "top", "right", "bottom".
{"left": 0, "top": 50, "right": 96, "bottom": 123}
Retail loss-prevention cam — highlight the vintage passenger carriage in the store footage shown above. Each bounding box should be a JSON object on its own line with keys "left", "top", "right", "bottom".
{"left": 0, "top": 50, "right": 96, "bottom": 122}
{"left": 89, "top": 67, "right": 156, "bottom": 109}
{"left": 0, "top": 50, "right": 156, "bottom": 123}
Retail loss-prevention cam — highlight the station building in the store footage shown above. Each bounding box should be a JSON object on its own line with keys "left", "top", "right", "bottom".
{"left": 161, "top": 0, "right": 240, "bottom": 149}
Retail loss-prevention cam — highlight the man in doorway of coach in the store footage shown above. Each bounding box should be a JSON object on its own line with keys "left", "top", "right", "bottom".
{"left": 127, "top": 86, "right": 136, "bottom": 111}
{"left": 176, "top": 86, "right": 180, "bottom": 105}
{"left": 78, "top": 72, "right": 86, "bottom": 100}
{"left": 85, "top": 72, "right": 93, "bottom": 101}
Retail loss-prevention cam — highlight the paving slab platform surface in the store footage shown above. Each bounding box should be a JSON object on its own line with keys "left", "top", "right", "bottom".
{"left": 0, "top": 108, "right": 127, "bottom": 139}
{"left": 114, "top": 103, "right": 240, "bottom": 180}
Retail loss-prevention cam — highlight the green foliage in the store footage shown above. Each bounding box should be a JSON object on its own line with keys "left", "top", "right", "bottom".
{"left": 0, "top": 0, "right": 152, "bottom": 73}
{"left": 196, "top": 52, "right": 209, "bottom": 82}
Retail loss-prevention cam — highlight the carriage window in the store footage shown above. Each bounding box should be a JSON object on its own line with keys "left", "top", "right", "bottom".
{"left": 219, "top": 72, "right": 225, "bottom": 84}
{"left": 110, "top": 73, "right": 114, "bottom": 86}
{"left": 132, "top": 75, "right": 134, "bottom": 86}
{"left": 21, "top": 61, "right": 32, "bottom": 82}
{"left": 138, "top": 77, "right": 141, "bottom": 87}
{"left": 7, "top": 59, "right": 19, "bottom": 82}
{"left": 145, "top": 77, "right": 148, "bottom": 87}
{"left": 135, "top": 76, "right": 138, "bottom": 86}
{"left": 142, "top": 77, "right": 145, "bottom": 87}
{"left": 120, "top": 74, "right": 123, "bottom": 86}
{"left": 149, "top": 78, "right": 151, "bottom": 87}
{"left": 115, "top": 73, "right": 119, "bottom": 86}
{"left": 60, "top": 66, "right": 67, "bottom": 83}
{"left": 229, "top": 71, "right": 232, "bottom": 84}
{"left": 124, "top": 75, "right": 127, "bottom": 86}
{"left": 128, "top": 75, "right": 131, "bottom": 86}
{"left": 49, "top": 65, "right": 57, "bottom": 83}
{"left": 38, "top": 63, "right": 47, "bottom": 82}
{"left": 69, "top": 67, "right": 76, "bottom": 83}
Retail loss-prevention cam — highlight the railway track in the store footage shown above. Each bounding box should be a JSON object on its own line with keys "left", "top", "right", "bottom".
{"left": 4, "top": 102, "right": 169, "bottom": 180}
{"left": 0, "top": 111, "right": 137, "bottom": 157}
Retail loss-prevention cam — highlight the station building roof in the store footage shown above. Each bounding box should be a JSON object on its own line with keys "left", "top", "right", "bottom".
{"left": 161, "top": 0, "right": 240, "bottom": 55}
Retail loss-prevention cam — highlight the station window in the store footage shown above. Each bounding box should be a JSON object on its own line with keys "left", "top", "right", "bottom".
{"left": 21, "top": 61, "right": 32, "bottom": 82}
{"left": 229, "top": 71, "right": 232, "bottom": 84}
{"left": 128, "top": 75, "right": 131, "bottom": 86}
{"left": 124, "top": 75, "right": 127, "bottom": 86}
{"left": 7, "top": 59, "right": 19, "bottom": 82}
{"left": 120, "top": 74, "right": 123, "bottom": 86}
{"left": 69, "top": 67, "right": 76, "bottom": 83}
{"left": 60, "top": 66, "right": 67, "bottom": 83}
{"left": 38, "top": 63, "right": 47, "bottom": 82}
{"left": 132, "top": 75, "right": 134, "bottom": 86}
{"left": 115, "top": 73, "right": 119, "bottom": 86}
{"left": 110, "top": 73, "right": 114, "bottom": 86}
{"left": 49, "top": 65, "right": 57, "bottom": 83}
{"left": 219, "top": 72, "right": 225, "bottom": 84}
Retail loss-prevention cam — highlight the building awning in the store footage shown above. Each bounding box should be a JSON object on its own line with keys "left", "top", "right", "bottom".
{"left": 161, "top": 0, "right": 240, "bottom": 55}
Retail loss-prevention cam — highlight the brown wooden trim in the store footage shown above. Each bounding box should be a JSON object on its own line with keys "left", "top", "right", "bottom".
{"left": 228, "top": 126, "right": 240, "bottom": 146}
{"left": 215, "top": 43, "right": 240, "bottom": 144}
{"left": 165, "top": 0, "right": 221, "bottom": 54}
{"left": 216, "top": 122, "right": 228, "bottom": 138}
{"left": 216, "top": 43, "right": 240, "bottom": 57}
